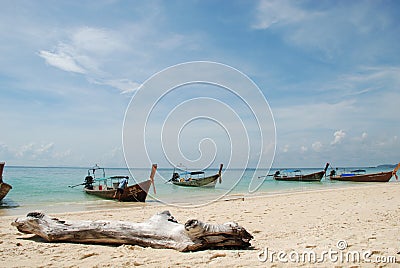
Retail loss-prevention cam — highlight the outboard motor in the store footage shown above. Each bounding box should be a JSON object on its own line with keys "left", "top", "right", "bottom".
{"left": 171, "top": 172, "right": 180, "bottom": 182}
{"left": 84, "top": 175, "right": 94, "bottom": 190}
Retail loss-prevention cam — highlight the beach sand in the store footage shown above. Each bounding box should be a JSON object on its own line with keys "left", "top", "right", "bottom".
{"left": 0, "top": 183, "right": 399, "bottom": 267}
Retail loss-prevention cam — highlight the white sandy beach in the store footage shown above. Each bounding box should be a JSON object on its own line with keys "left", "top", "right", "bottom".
{"left": 1, "top": 183, "right": 399, "bottom": 267}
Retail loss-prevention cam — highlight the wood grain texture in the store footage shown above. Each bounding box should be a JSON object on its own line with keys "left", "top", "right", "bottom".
{"left": 12, "top": 210, "right": 253, "bottom": 252}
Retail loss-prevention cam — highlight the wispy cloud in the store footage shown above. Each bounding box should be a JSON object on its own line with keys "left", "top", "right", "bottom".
{"left": 337, "top": 66, "right": 400, "bottom": 94}
{"left": 16, "top": 142, "right": 55, "bottom": 158}
{"left": 38, "top": 27, "right": 127, "bottom": 75}
{"left": 38, "top": 49, "right": 86, "bottom": 74}
{"left": 89, "top": 78, "right": 142, "bottom": 94}
{"left": 36, "top": 22, "right": 201, "bottom": 94}
{"left": 252, "top": 0, "right": 399, "bottom": 61}
{"left": 317, "top": 66, "right": 400, "bottom": 111}
{"left": 252, "top": 0, "right": 313, "bottom": 29}
{"left": 36, "top": 26, "right": 148, "bottom": 94}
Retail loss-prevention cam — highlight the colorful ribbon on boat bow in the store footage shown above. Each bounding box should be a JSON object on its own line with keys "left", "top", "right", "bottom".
{"left": 392, "top": 163, "right": 400, "bottom": 180}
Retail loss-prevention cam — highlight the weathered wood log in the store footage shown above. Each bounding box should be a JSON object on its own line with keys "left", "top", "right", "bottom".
{"left": 11, "top": 210, "right": 253, "bottom": 252}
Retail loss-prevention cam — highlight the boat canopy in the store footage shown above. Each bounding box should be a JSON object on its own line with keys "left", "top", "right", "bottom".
{"left": 283, "top": 169, "right": 301, "bottom": 173}
{"left": 350, "top": 169, "right": 366, "bottom": 173}
{"left": 87, "top": 164, "right": 106, "bottom": 178}
{"left": 180, "top": 171, "right": 205, "bottom": 176}
{"left": 109, "top": 176, "right": 129, "bottom": 179}
{"left": 94, "top": 176, "right": 128, "bottom": 182}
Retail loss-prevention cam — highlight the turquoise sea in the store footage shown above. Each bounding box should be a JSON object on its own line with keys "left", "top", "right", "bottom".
{"left": 0, "top": 165, "right": 397, "bottom": 216}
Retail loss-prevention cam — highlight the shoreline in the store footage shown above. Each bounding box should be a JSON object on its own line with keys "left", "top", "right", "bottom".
{"left": 1, "top": 183, "right": 399, "bottom": 267}
{"left": 3, "top": 182, "right": 399, "bottom": 219}
{"left": 0, "top": 180, "right": 390, "bottom": 217}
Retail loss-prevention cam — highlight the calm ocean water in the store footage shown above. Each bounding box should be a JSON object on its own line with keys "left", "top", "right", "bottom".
{"left": 0, "top": 165, "right": 396, "bottom": 216}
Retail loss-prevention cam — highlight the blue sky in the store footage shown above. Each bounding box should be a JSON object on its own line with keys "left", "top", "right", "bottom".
{"left": 0, "top": 0, "right": 399, "bottom": 168}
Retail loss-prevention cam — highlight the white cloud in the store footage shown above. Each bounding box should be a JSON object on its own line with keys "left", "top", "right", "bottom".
{"left": 38, "top": 50, "right": 86, "bottom": 74}
{"left": 0, "top": 141, "right": 77, "bottom": 165}
{"left": 106, "top": 79, "right": 141, "bottom": 94}
{"left": 87, "top": 77, "right": 142, "bottom": 94}
{"left": 36, "top": 24, "right": 199, "bottom": 94}
{"left": 16, "top": 142, "right": 55, "bottom": 158}
{"left": 36, "top": 142, "right": 55, "bottom": 154}
{"left": 38, "top": 27, "right": 127, "bottom": 75}
{"left": 361, "top": 132, "right": 368, "bottom": 140}
{"left": 331, "top": 130, "right": 346, "bottom": 145}
{"left": 352, "top": 132, "right": 368, "bottom": 143}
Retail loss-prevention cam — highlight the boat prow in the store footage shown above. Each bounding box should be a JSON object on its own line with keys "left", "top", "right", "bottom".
{"left": 0, "top": 162, "right": 12, "bottom": 201}
{"left": 0, "top": 183, "right": 12, "bottom": 201}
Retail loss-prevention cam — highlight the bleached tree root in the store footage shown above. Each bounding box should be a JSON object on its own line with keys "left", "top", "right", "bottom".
{"left": 12, "top": 210, "right": 253, "bottom": 252}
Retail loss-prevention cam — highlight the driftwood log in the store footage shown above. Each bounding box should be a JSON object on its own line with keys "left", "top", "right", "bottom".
{"left": 12, "top": 210, "right": 253, "bottom": 252}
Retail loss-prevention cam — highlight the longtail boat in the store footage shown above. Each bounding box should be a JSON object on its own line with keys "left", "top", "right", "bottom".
{"left": 329, "top": 163, "right": 399, "bottom": 182}
{"left": 0, "top": 162, "right": 12, "bottom": 201}
{"left": 170, "top": 164, "right": 223, "bottom": 187}
{"left": 272, "top": 163, "right": 330, "bottom": 182}
{"left": 78, "top": 164, "right": 157, "bottom": 202}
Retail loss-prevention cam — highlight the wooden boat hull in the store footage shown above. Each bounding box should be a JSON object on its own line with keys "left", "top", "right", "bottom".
{"left": 330, "top": 171, "right": 393, "bottom": 182}
{"left": 0, "top": 183, "right": 12, "bottom": 201}
{"left": 0, "top": 162, "right": 11, "bottom": 201}
{"left": 85, "top": 180, "right": 152, "bottom": 202}
{"left": 172, "top": 174, "right": 219, "bottom": 187}
{"left": 274, "top": 170, "right": 325, "bottom": 182}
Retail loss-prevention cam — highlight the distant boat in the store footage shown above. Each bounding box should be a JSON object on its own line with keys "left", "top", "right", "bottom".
{"left": 0, "top": 162, "right": 12, "bottom": 201}
{"left": 329, "top": 163, "right": 399, "bottom": 182}
{"left": 170, "top": 164, "right": 223, "bottom": 187}
{"left": 79, "top": 164, "right": 157, "bottom": 202}
{"left": 272, "top": 163, "right": 330, "bottom": 182}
